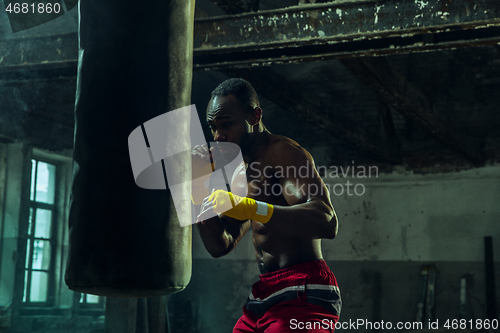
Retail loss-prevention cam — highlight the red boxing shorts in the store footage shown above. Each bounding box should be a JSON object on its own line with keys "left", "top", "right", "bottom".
{"left": 233, "top": 260, "right": 341, "bottom": 333}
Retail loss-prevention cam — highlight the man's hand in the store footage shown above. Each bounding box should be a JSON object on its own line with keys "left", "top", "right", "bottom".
{"left": 191, "top": 145, "right": 215, "bottom": 180}
{"left": 197, "top": 190, "right": 274, "bottom": 224}
{"left": 191, "top": 145, "right": 215, "bottom": 205}
{"left": 195, "top": 189, "right": 254, "bottom": 258}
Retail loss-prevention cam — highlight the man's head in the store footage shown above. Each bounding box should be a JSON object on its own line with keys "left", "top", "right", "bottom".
{"left": 211, "top": 78, "right": 260, "bottom": 112}
{"left": 206, "top": 78, "right": 262, "bottom": 156}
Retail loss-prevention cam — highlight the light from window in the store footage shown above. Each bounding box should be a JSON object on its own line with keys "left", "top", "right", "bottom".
{"left": 23, "top": 160, "right": 56, "bottom": 305}
{"left": 30, "top": 160, "right": 56, "bottom": 204}
{"left": 79, "top": 293, "right": 102, "bottom": 305}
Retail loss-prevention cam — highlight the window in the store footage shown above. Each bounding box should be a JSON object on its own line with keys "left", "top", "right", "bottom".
{"left": 23, "top": 160, "right": 57, "bottom": 306}
{"left": 79, "top": 293, "right": 105, "bottom": 308}
{"left": 14, "top": 149, "right": 104, "bottom": 316}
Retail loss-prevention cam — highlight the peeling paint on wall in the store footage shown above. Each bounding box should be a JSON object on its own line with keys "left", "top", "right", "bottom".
{"left": 415, "top": 0, "right": 429, "bottom": 10}
{"left": 374, "top": 5, "right": 383, "bottom": 25}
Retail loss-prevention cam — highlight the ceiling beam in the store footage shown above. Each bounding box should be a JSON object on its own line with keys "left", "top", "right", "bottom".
{"left": 0, "top": 33, "right": 77, "bottom": 80}
{"left": 194, "top": 0, "right": 500, "bottom": 69}
{"left": 211, "top": 0, "right": 259, "bottom": 14}
{"left": 2, "top": 0, "right": 500, "bottom": 73}
{"left": 340, "top": 56, "right": 484, "bottom": 164}
{"left": 0, "top": 13, "right": 400, "bottom": 162}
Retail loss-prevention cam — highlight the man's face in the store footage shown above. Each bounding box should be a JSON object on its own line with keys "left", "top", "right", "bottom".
{"left": 206, "top": 94, "right": 250, "bottom": 159}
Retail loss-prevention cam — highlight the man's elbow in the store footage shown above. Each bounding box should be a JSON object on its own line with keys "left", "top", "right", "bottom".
{"left": 207, "top": 243, "right": 234, "bottom": 258}
{"left": 317, "top": 200, "right": 338, "bottom": 239}
{"left": 324, "top": 213, "right": 338, "bottom": 239}
{"left": 324, "top": 226, "right": 338, "bottom": 240}
{"left": 209, "top": 248, "right": 229, "bottom": 258}
{"left": 210, "top": 251, "right": 224, "bottom": 259}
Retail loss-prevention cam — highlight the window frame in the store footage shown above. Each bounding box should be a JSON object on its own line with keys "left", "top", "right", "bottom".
{"left": 15, "top": 148, "right": 70, "bottom": 316}
{"left": 22, "top": 158, "right": 59, "bottom": 308}
{"left": 13, "top": 147, "right": 105, "bottom": 316}
{"left": 20, "top": 157, "right": 59, "bottom": 309}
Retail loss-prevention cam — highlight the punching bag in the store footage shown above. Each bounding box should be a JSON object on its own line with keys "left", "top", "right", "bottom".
{"left": 65, "top": 0, "right": 195, "bottom": 296}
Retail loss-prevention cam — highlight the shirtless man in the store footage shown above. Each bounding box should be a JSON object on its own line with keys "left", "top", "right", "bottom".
{"left": 192, "top": 78, "right": 341, "bottom": 333}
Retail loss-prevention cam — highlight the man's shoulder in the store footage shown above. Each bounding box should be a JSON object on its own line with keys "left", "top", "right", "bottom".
{"left": 266, "top": 134, "right": 312, "bottom": 164}
{"left": 267, "top": 134, "right": 300, "bottom": 153}
{"left": 268, "top": 134, "right": 299, "bottom": 147}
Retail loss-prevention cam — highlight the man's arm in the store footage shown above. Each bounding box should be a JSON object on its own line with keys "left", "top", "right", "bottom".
{"left": 265, "top": 141, "right": 338, "bottom": 239}
{"left": 191, "top": 145, "right": 251, "bottom": 258}
{"left": 195, "top": 207, "right": 251, "bottom": 258}
{"left": 194, "top": 140, "right": 337, "bottom": 251}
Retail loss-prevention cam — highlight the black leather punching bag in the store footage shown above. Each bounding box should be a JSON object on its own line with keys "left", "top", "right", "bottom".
{"left": 65, "top": 0, "right": 194, "bottom": 297}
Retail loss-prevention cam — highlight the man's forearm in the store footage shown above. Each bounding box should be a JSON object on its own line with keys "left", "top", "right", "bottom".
{"left": 266, "top": 200, "right": 337, "bottom": 239}
{"left": 197, "top": 189, "right": 336, "bottom": 240}
{"left": 193, "top": 203, "right": 231, "bottom": 257}
{"left": 196, "top": 215, "right": 234, "bottom": 258}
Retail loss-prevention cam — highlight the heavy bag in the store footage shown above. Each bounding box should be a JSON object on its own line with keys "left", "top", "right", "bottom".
{"left": 65, "top": 0, "right": 195, "bottom": 297}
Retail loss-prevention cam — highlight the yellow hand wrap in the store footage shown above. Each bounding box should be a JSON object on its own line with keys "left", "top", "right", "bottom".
{"left": 208, "top": 190, "right": 274, "bottom": 224}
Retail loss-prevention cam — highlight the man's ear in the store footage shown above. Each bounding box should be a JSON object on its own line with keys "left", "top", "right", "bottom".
{"left": 248, "top": 107, "right": 262, "bottom": 126}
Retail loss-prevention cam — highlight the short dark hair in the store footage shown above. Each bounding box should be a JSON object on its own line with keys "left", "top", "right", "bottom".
{"left": 211, "top": 78, "right": 260, "bottom": 111}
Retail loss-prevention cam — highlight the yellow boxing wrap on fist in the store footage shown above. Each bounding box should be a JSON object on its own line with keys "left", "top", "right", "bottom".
{"left": 208, "top": 189, "right": 274, "bottom": 224}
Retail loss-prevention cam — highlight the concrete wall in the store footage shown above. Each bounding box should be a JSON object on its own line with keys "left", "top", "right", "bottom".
{"left": 168, "top": 164, "right": 500, "bottom": 332}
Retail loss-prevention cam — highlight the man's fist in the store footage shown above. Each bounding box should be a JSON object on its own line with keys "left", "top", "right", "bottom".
{"left": 197, "top": 190, "right": 274, "bottom": 224}
{"left": 191, "top": 145, "right": 215, "bottom": 180}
